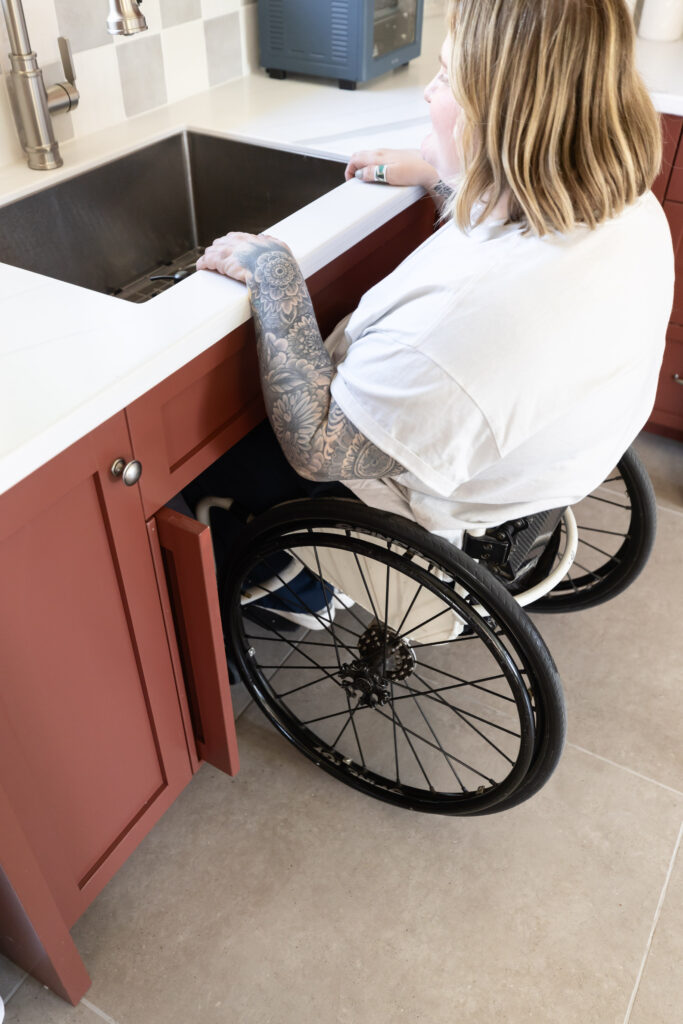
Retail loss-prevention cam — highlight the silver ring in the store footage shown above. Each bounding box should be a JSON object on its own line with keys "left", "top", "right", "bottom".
{"left": 374, "top": 164, "right": 388, "bottom": 184}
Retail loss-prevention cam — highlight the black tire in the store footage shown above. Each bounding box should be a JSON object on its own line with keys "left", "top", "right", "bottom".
{"left": 531, "top": 447, "right": 657, "bottom": 613}
{"left": 222, "top": 499, "right": 565, "bottom": 815}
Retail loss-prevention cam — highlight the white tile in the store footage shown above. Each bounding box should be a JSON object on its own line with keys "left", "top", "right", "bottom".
{"left": 202, "top": 0, "right": 241, "bottom": 17}
{"left": 161, "top": 21, "right": 210, "bottom": 103}
{"left": 140, "top": 0, "right": 163, "bottom": 33}
{"left": 240, "top": 1, "right": 259, "bottom": 74}
{"left": 69, "top": 46, "right": 126, "bottom": 139}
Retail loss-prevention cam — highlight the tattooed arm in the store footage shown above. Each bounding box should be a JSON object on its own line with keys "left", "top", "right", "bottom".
{"left": 196, "top": 232, "right": 405, "bottom": 482}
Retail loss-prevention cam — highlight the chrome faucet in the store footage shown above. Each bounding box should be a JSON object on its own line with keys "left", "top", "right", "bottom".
{"left": 107, "top": 0, "right": 148, "bottom": 37}
{"left": 0, "top": 0, "right": 148, "bottom": 171}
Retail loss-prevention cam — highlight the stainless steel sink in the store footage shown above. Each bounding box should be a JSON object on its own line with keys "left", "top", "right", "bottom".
{"left": 0, "top": 131, "right": 345, "bottom": 301}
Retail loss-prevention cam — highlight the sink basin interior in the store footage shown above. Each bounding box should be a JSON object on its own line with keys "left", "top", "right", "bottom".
{"left": 0, "top": 132, "right": 345, "bottom": 302}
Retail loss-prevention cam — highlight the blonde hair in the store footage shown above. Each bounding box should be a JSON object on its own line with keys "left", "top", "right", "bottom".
{"left": 447, "top": 0, "right": 662, "bottom": 236}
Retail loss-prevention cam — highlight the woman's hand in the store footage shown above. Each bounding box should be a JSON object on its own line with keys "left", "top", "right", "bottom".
{"left": 196, "top": 232, "right": 292, "bottom": 284}
{"left": 344, "top": 148, "right": 440, "bottom": 189}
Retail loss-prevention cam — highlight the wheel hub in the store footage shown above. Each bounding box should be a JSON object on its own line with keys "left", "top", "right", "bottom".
{"left": 338, "top": 622, "right": 416, "bottom": 708}
{"left": 358, "top": 622, "right": 416, "bottom": 681}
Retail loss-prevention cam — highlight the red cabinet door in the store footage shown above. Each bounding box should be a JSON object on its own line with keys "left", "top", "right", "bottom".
{"left": 653, "top": 114, "right": 683, "bottom": 203}
{"left": 0, "top": 412, "right": 193, "bottom": 930}
{"left": 663, "top": 200, "right": 683, "bottom": 327}
{"left": 666, "top": 118, "right": 683, "bottom": 203}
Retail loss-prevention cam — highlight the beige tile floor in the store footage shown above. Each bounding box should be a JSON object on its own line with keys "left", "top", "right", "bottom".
{"left": 2, "top": 429, "right": 682, "bottom": 1024}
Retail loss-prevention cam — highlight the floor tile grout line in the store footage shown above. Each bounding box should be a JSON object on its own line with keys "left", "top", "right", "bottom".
{"left": 622, "top": 820, "right": 683, "bottom": 1024}
{"left": 3, "top": 973, "right": 27, "bottom": 1004}
{"left": 567, "top": 743, "right": 683, "bottom": 797}
{"left": 81, "top": 997, "right": 123, "bottom": 1024}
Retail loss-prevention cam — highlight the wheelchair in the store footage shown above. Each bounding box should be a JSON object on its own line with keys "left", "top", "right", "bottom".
{"left": 205, "top": 446, "right": 656, "bottom": 816}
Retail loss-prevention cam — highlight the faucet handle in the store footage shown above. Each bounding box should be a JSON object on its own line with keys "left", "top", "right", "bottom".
{"left": 46, "top": 37, "right": 79, "bottom": 113}
{"left": 57, "top": 36, "right": 76, "bottom": 86}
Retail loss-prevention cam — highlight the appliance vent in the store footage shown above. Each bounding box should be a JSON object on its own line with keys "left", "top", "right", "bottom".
{"left": 268, "top": 0, "right": 285, "bottom": 51}
{"left": 330, "top": 0, "right": 350, "bottom": 61}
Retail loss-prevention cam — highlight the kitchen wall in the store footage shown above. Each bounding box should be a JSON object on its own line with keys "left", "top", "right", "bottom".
{"left": 0, "top": 0, "right": 258, "bottom": 168}
{"left": 0, "top": 0, "right": 448, "bottom": 170}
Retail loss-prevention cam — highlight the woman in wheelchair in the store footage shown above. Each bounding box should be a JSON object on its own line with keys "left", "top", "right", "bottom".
{"left": 187, "top": 0, "right": 673, "bottom": 814}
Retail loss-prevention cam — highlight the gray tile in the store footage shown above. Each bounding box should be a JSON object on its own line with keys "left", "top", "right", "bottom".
{"left": 530, "top": 503, "right": 683, "bottom": 792}
{"left": 48, "top": 739, "right": 683, "bottom": 1024}
{"left": 204, "top": 13, "right": 243, "bottom": 87}
{"left": 0, "top": 953, "right": 26, "bottom": 1002}
{"left": 54, "top": 0, "right": 113, "bottom": 53}
{"left": 116, "top": 34, "right": 167, "bottom": 118}
{"left": 3, "top": 978, "right": 105, "bottom": 1024}
{"left": 630, "top": 830, "right": 683, "bottom": 1023}
{"left": 160, "top": 0, "right": 202, "bottom": 29}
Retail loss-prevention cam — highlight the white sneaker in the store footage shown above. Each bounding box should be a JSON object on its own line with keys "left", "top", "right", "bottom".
{"left": 246, "top": 590, "right": 354, "bottom": 632}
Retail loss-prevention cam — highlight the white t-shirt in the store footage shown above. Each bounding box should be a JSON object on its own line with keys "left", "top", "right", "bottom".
{"left": 328, "top": 192, "right": 674, "bottom": 543}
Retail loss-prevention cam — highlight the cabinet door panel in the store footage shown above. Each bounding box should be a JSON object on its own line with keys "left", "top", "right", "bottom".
{"left": 0, "top": 414, "right": 192, "bottom": 926}
{"left": 666, "top": 118, "right": 683, "bottom": 202}
{"left": 127, "top": 198, "right": 436, "bottom": 517}
{"left": 653, "top": 114, "right": 683, "bottom": 203}
{"left": 647, "top": 322, "right": 683, "bottom": 439}
{"left": 127, "top": 320, "right": 266, "bottom": 520}
{"left": 663, "top": 200, "right": 683, "bottom": 326}
{"left": 153, "top": 508, "right": 239, "bottom": 776}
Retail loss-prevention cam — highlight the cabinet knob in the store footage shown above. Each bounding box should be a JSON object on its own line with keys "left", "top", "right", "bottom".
{"left": 673, "top": 374, "right": 683, "bottom": 386}
{"left": 110, "top": 458, "right": 142, "bottom": 486}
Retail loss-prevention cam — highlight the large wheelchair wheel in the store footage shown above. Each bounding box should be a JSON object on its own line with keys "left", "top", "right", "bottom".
{"left": 223, "top": 499, "right": 565, "bottom": 815}
{"left": 530, "top": 447, "right": 657, "bottom": 613}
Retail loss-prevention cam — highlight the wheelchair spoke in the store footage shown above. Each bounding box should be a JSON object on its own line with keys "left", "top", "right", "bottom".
{"left": 346, "top": 693, "right": 366, "bottom": 768}
{"left": 330, "top": 694, "right": 363, "bottom": 749}
{"left": 390, "top": 697, "right": 432, "bottom": 789}
{"left": 394, "top": 603, "right": 453, "bottom": 643}
{"left": 577, "top": 538, "right": 623, "bottom": 562}
{"left": 309, "top": 534, "right": 344, "bottom": 670}
{"left": 351, "top": 543, "right": 381, "bottom": 622}
{"left": 586, "top": 493, "right": 630, "bottom": 510}
{"left": 371, "top": 706, "right": 497, "bottom": 785}
{"left": 278, "top": 673, "right": 339, "bottom": 699}
{"left": 396, "top": 670, "right": 517, "bottom": 704}
{"left": 255, "top": 554, "right": 361, "bottom": 648}
{"left": 411, "top": 634, "right": 481, "bottom": 648}
{"left": 382, "top": 563, "right": 391, "bottom": 681}
{"left": 389, "top": 675, "right": 401, "bottom": 778}
{"left": 575, "top": 525, "right": 629, "bottom": 538}
{"left": 572, "top": 559, "right": 606, "bottom": 581}
{"left": 394, "top": 576, "right": 430, "bottom": 638}
{"left": 247, "top": 624, "right": 346, "bottom": 683}
{"left": 409, "top": 673, "right": 521, "bottom": 745}
{"left": 407, "top": 687, "right": 468, "bottom": 791}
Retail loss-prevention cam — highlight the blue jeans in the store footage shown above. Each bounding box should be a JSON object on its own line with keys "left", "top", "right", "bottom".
{"left": 182, "top": 419, "right": 356, "bottom": 616}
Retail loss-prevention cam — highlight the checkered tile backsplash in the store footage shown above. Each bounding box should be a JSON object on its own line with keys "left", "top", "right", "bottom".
{"left": 0, "top": 0, "right": 257, "bottom": 167}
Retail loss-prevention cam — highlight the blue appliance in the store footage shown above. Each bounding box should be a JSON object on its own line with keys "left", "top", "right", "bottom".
{"left": 258, "top": 0, "right": 425, "bottom": 90}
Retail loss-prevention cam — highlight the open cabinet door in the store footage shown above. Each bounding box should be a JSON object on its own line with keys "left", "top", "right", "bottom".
{"left": 152, "top": 508, "right": 239, "bottom": 776}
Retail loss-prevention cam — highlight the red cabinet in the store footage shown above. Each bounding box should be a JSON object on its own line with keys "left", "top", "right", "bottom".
{"left": 0, "top": 197, "right": 435, "bottom": 1005}
{"left": 647, "top": 114, "right": 683, "bottom": 439}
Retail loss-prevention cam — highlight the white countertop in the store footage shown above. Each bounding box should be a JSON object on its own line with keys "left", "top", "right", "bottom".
{"left": 1, "top": 16, "right": 682, "bottom": 497}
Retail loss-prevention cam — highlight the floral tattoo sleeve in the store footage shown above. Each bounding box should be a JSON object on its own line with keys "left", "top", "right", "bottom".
{"left": 240, "top": 239, "right": 405, "bottom": 483}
